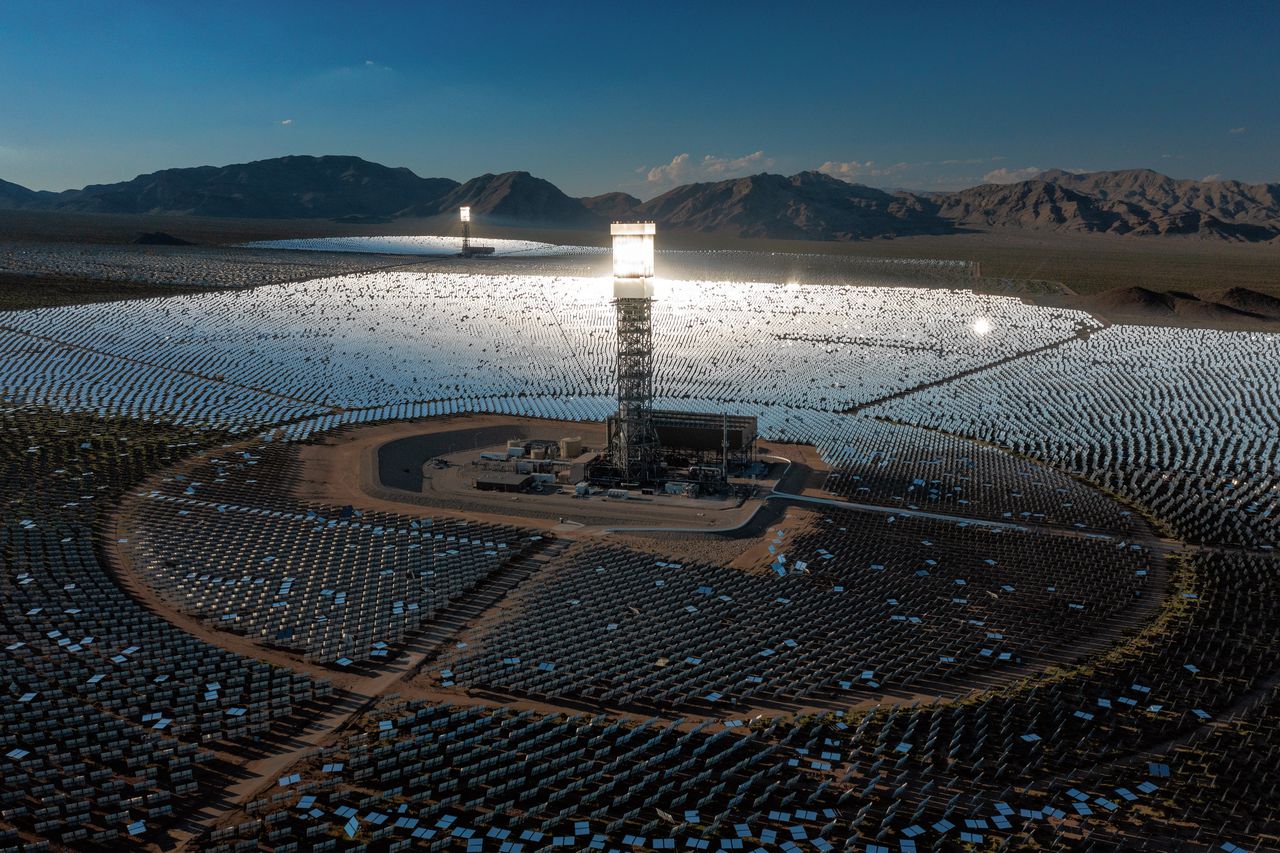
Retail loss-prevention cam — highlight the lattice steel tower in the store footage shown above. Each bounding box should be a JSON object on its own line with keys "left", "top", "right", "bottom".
{"left": 608, "top": 223, "right": 661, "bottom": 483}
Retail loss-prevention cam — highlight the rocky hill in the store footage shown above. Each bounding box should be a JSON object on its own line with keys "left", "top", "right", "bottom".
{"left": 580, "top": 191, "right": 642, "bottom": 221}
{"left": 1, "top": 156, "right": 460, "bottom": 220}
{"left": 432, "top": 172, "right": 602, "bottom": 227}
{"left": 0, "top": 178, "right": 53, "bottom": 209}
{"left": 934, "top": 169, "right": 1280, "bottom": 240}
{"left": 931, "top": 180, "right": 1117, "bottom": 232}
{"left": 1083, "top": 285, "right": 1280, "bottom": 328}
{"left": 632, "top": 171, "right": 952, "bottom": 240}
{"left": 1044, "top": 168, "right": 1280, "bottom": 224}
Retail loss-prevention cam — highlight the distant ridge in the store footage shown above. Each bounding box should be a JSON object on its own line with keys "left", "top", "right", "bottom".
{"left": 434, "top": 172, "right": 601, "bottom": 227}
{"left": 0, "top": 177, "right": 55, "bottom": 209}
{"left": 2, "top": 158, "right": 1277, "bottom": 241}
{"left": 935, "top": 169, "right": 1280, "bottom": 240}
{"left": 630, "top": 171, "right": 952, "bottom": 240}
{"left": 0, "top": 156, "right": 461, "bottom": 221}
{"left": 580, "top": 191, "right": 642, "bottom": 221}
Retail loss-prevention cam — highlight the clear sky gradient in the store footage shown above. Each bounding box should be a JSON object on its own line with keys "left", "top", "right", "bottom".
{"left": 2, "top": 1, "right": 1276, "bottom": 197}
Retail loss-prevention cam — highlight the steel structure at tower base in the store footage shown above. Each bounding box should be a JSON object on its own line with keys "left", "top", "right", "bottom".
{"left": 608, "top": 291, "right": 661, "bottom": 484}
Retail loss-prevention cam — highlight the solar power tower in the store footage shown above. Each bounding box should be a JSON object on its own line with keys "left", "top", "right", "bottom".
{"left": 608, "top": 222, "right": 661, "bottom": 484}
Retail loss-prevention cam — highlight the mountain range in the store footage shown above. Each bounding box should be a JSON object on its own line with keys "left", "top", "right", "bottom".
{"left": 3, "top": 155, "right": 1277, "bottom": 242}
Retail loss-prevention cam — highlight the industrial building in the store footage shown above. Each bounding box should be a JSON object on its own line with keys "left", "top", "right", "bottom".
{"left": 474, "top": 472, "right": 535, "bottom": 493}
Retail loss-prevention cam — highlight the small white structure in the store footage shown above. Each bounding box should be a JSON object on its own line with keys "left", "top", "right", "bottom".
{"left": 459, "top": 206, "right": 472, "bottom": 223}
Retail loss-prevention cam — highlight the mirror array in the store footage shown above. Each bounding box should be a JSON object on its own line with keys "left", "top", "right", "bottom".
{"left": 0, "top": 408, "right": 331, "bottom": 849}
{"left": 435, "top": 511, "right": 1153, "bottom": 712}
{"left": 818, "top": 418, "right": 1143, "bottom": 532}
{"left": 0, "top": 260, "right": 1275, "bottom": 850}
{"left": 193, "top": 546, "right": 1279, "bottom": 853}
{"left": 123, "top": 441, "right": 541, "bottom": 664}
{"left": 0, "top": 272, "right": 1095, "bottom": 431}
{"left": 870, "top": 325, "right": 1280, "bottom": 548}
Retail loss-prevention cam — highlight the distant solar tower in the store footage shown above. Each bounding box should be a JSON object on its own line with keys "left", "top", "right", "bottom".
{"left": 609, "top": 222, "right": 661, "bottom": 483}
{"left": 460, "top": 206, "right": 471, "bottom": 255}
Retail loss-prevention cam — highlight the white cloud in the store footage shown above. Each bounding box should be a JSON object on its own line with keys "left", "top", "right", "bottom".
{"left": 1229, "top": 126, "right": 1247, "bottom": 134}
{"left": 817, "top": 160, "right": 914, "bottom": 181}
{"left": 1201, "top": 173, "right": 1223, "bottom": 182}
{"left": 982, "top": 166, "right": 1043, "bottom": 184}
{"left": 645, "top": 153, "right": 692, "bottom": 185}
{"left": 278, "top": 118, "right": 294, "bottom": 126}
{"left": 817, "top": 159, "right": 873, "bottom": 179}
{"left": 702, "top": 150, "right": 773, "bottom": 177}
{"left": 644, "top": 151, "right": 774, "bottom": 188}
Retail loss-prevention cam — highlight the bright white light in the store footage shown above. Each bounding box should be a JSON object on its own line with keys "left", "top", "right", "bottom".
{"left": 611, "top": 222, "right": 655, "bottom": 279}
{"left": 459, "top": 206, "right": 471, "bottom": 223}
{"left": 612, "top": 277, "right": 654, "bottom": 299}
{"left": 973, "top": 317, "right": 994, "bottom": 336}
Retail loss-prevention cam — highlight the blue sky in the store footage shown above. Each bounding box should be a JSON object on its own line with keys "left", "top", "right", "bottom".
{"left": 2, "top": 1, "right": 1276, "bottom": 197}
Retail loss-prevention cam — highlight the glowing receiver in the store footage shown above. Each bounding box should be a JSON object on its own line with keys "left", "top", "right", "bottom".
{"left": 459, "top": 206, "right": 471, "bottom": 223}
{"left": 611, "top": 222, "right": 655, "bottom": 298}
